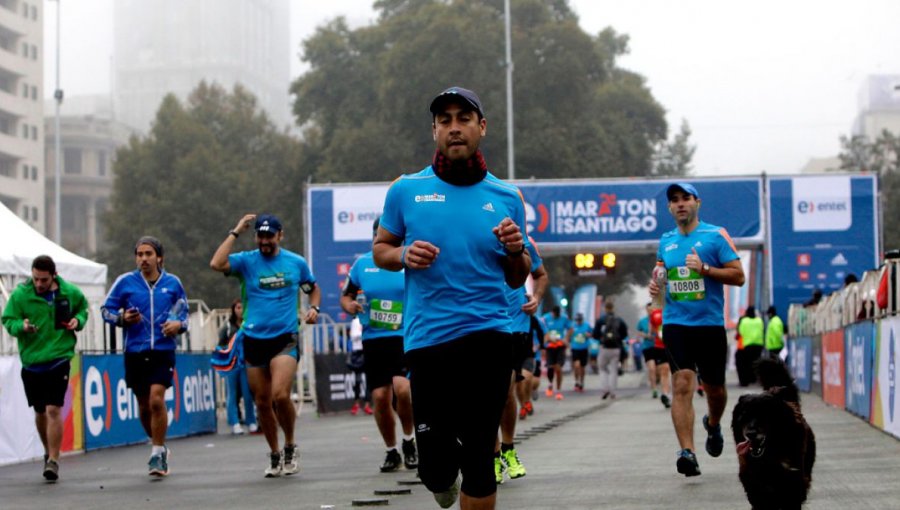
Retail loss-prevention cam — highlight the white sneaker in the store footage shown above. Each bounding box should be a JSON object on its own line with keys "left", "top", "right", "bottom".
{"left": 282, "top": 444, "right": 299, "bottom": 475}
{"left": 248, "top": 423, "right": 258, "bottom": 434}
{"left": 433, "top": 475, "right": 461, "bottom": 509}
{"left": 232, "top": 424, "right": 244, "bottom": 435}
{"left": 264, "top": 451, "right": 282, "bottom": 478}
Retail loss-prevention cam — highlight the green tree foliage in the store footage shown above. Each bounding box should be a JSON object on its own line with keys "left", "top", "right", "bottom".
{"left": 101, "top": 83, "right": 304, "bottom": 308}
{"left": 839, "top": 129, "right": 900, "bottom": 250}
{"left": 653, "top": 119, "right": 695, "bottom": 176}
{"left": 291, "top": 0, "right": 668, "bottom": 182}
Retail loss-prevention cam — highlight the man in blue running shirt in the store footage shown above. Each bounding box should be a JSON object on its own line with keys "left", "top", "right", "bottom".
{"left": 374, "top": 86, "right": 531, "bottom": 510}
{"left": 649, "top": 183, "right": 745, "bottom": 477}
{"left": 340, "top": 217, "right": 417, "bottom": 474}
{"left": 210, "top": 214, "right": 321, "bottom": 478}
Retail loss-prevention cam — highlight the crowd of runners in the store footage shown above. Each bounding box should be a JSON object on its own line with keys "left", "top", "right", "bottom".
{"left": 1, "top": 86, "right": 746, "bottom": 510}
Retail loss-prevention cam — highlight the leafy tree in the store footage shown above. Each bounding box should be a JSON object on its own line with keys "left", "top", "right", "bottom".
{"left": 101, "top": 83, "right": 304, "bottom": 308}
{"left": 291, "top": 0, "right": 668, "bottom": 183}
{"left": 839, "top": 129, "right": 900, "bottom": 250}
{"left": 652, "top": 119, "right": 695, "bottom": 176}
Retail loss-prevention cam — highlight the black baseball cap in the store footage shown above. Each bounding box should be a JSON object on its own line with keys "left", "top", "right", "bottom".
{"left": 255, "top": 214, "right": 283, "bottom": 234}
{"left": 430, "top": 87, "right": 484, "bottom": 118}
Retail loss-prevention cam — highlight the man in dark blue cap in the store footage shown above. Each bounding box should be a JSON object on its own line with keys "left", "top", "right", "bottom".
{"left": 374, "top": 86, "right": 531, "bottom": 509}
{"left": 649, "top": 182, "right": 745, "bottom": 477}
{"left": 211, "top": 213, "right": 321, "bottom": 478}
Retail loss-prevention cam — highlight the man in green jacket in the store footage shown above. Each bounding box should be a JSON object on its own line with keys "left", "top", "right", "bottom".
{"left": 1, "top": 255, "right": 88, "bottom": 482}
{"left": 765, "top": 305, "right": 785, "bottom": 359}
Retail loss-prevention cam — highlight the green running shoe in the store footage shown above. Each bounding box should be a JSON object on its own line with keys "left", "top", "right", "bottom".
{"left": 502, "top": 448, "right": 527, "bottom": 479}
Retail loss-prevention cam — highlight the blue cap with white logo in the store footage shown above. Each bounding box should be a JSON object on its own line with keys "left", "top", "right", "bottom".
{"left": 255, "top": 214, "right": 283, "bottom": 234}
{"left": 666, "top": 182, "right": 700, "bottom": 201}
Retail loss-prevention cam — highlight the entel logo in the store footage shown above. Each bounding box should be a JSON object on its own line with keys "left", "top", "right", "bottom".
{"left": 796, "top": 200, "right": 848, "bottom": 214}
{"left": 84, "top": 365, "right": 215, "bottom": 438}
{"left": 337, "top": 211, "right": 379, "bottom": 224}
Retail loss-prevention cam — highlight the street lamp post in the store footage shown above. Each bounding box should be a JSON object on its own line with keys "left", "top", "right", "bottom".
{"left": 504, "top": 0, "right": 514, "bottom": 180}
{"left": 53, "top": 0, "right": 63, "bottom": 244}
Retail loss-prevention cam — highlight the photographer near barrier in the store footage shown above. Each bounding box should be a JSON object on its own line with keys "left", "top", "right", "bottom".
{"left": 787, "top": 252, "right": 900, "bottom": 439}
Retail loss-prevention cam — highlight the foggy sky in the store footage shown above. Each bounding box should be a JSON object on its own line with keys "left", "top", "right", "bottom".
{"left": 44, "top": 0, "right": 900, "bottom": 177}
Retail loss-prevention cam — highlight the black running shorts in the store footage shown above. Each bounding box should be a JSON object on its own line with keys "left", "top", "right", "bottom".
{"left": 662, "top": 324, "right": 727, "bottom": 386}
{"left": 243, "top": 333, "right": 299, "bottom": 368}
{"left": 362, "top": 335, "right": 406, "bottom": 389}
{"left": 511, "top": 332, "right": 534, "bottom": 381}
{"left": 642, "top": 346, "right": 669, "bottom": 365}
{"left": 545, "top": 346, "right": 566, "bottom": 366}
{"left": 21, "top": 359, "right": 71, "bottom": 413}
{"left": 124, "top": 350, "right": 176, "bottom": 398}
{"left": 571, "top": 349, "right": 589, "bottom": 367}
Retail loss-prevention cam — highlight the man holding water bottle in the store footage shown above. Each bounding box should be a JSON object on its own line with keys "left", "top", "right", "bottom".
{"left": 649, "top": 183, "right": 744, "bottom": 478}
{"left": 340, "top": 217, "right": 417, "bottom": 473}
{"left": 102, "top": 236, "right": 188, "bottom": 477}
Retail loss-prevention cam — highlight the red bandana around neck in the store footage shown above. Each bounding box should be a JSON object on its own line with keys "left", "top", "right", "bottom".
{"left": 432, "top": 148, "right": 488, "bottom": 186}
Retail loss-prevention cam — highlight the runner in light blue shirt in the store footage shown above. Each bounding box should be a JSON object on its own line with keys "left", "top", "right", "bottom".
{"left": 340, "top": 218, "right": 417, "bottom": 474}
{"left": 373, "top": 86, "right": 531, "bottom": 506}
{"left": 649, "top": 182, "right": 745, "bottom": 478}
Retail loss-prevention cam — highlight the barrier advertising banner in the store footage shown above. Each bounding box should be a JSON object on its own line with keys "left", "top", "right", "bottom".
{"left": 872, "top": 317, "right": 900, "bottom": 438}
{"left": 0, "top": 355, "right": 84, "bottom": 466}
{"left": 0, "top": 356, "right": 43, "bottom": 465}
{"left": 767, "top": 175, "right": 879, "bottom": 320}
{"left": 810, "top": 335, "right": 823, "bottom": 398}
{"left": 844, "top": 321, "right": 875, "bottom": 420}
{"left": 790, "top": 337, "right": 813, "bottom": 392}
{"left": 307, "top": 178, "right": 763, "bottom": 320}
{"left": 314, "top": 353, "right": 365, "bottom": 414}
{"left": 82, "top": 353, "right": 217, "bottom": 450}
{"left": 821, "top": 330, "right": 846, "bottom": 409}
{"left": 845, "top": 321, "right": 875, "bottom": 419}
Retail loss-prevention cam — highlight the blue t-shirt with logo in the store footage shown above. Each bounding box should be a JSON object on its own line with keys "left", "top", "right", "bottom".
{"left": 346, "top": 251, "right": 405, "bottom": 341}
{"left": 380, "top": 167, "right": 529, "bottom": 352}
{"left": 570, "top": 322, "right": 592, "bottom": 351}
{"left": 542, "top": 313, "right": 570, "bottom": 346}
{"left": 228, "top": 248, "right": 316, "bottom": 339}
{"left": 656, "top": 221, "right": 740, "bottom": 327}
{"left": 636, "top": 316, "right": 653, "bottom": 350}
{"left": 506, "top": 242, "right": 543, "bottom": 334}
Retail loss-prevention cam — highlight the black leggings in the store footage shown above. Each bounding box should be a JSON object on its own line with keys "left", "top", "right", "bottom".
{"left": 408, "top": 331, "right": 512, "bottom": 498}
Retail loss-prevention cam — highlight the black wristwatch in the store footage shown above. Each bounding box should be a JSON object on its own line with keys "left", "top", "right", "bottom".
{"left": 228, "top": 230, "right": 239, "bottom": 238}
{"left": 505, "top": 245, "right": 526, "bottom": 257}
{"left": 702, "top": 263, "right": 710, "bottom": 275}
{"left": 310, "top": 305, "right": 320, "bottom": 313}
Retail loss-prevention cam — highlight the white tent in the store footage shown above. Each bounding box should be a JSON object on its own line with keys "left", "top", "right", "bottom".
{"left": 0, "top": 201, "right": 108, "bottom": 353}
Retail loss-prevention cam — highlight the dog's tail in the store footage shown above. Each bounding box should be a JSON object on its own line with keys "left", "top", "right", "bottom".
{"left": 754, "top": 357, "right": 800, "bottom": 403}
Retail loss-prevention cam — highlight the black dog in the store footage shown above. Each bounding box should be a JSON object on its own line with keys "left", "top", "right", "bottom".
{"left": 731, "top": 358, "right": 816, "bottom": 510}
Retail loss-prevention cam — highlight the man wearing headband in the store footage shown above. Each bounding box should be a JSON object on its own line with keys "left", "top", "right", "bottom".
{"left": 211, "top": 213, "right": 321, "bottom": 478}
{"left": 102, "top": 236, "right": 188, "bottom": 477}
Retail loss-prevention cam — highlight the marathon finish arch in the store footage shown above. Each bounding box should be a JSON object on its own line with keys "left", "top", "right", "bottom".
{"left": 305, "top": 177, "right": 765, "bottom": 321}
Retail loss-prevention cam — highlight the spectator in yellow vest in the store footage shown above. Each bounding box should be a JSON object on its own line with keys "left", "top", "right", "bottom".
{"left": 735, "top": 307, "right": 764, "bottom": 386}
{"left": 764, "top": 306, "right": 785, "bottom": 359}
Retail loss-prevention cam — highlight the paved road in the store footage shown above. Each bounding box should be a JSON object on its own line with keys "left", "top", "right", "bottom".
{"left": 2, "top": 369, "right": 899, "bottom": 509}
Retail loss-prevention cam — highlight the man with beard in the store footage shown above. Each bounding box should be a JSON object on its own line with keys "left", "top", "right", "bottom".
{"left": 103, "top": 236, "right": 188, "bottom": 477}
{"left": 648, "top": 183, "right": 744, "bottom": 477}
{"left": 373, "top": 86, "right": 530, "bottom": 510}
{"left": 211, "top": 214, "right": 321, "bottom": 478}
